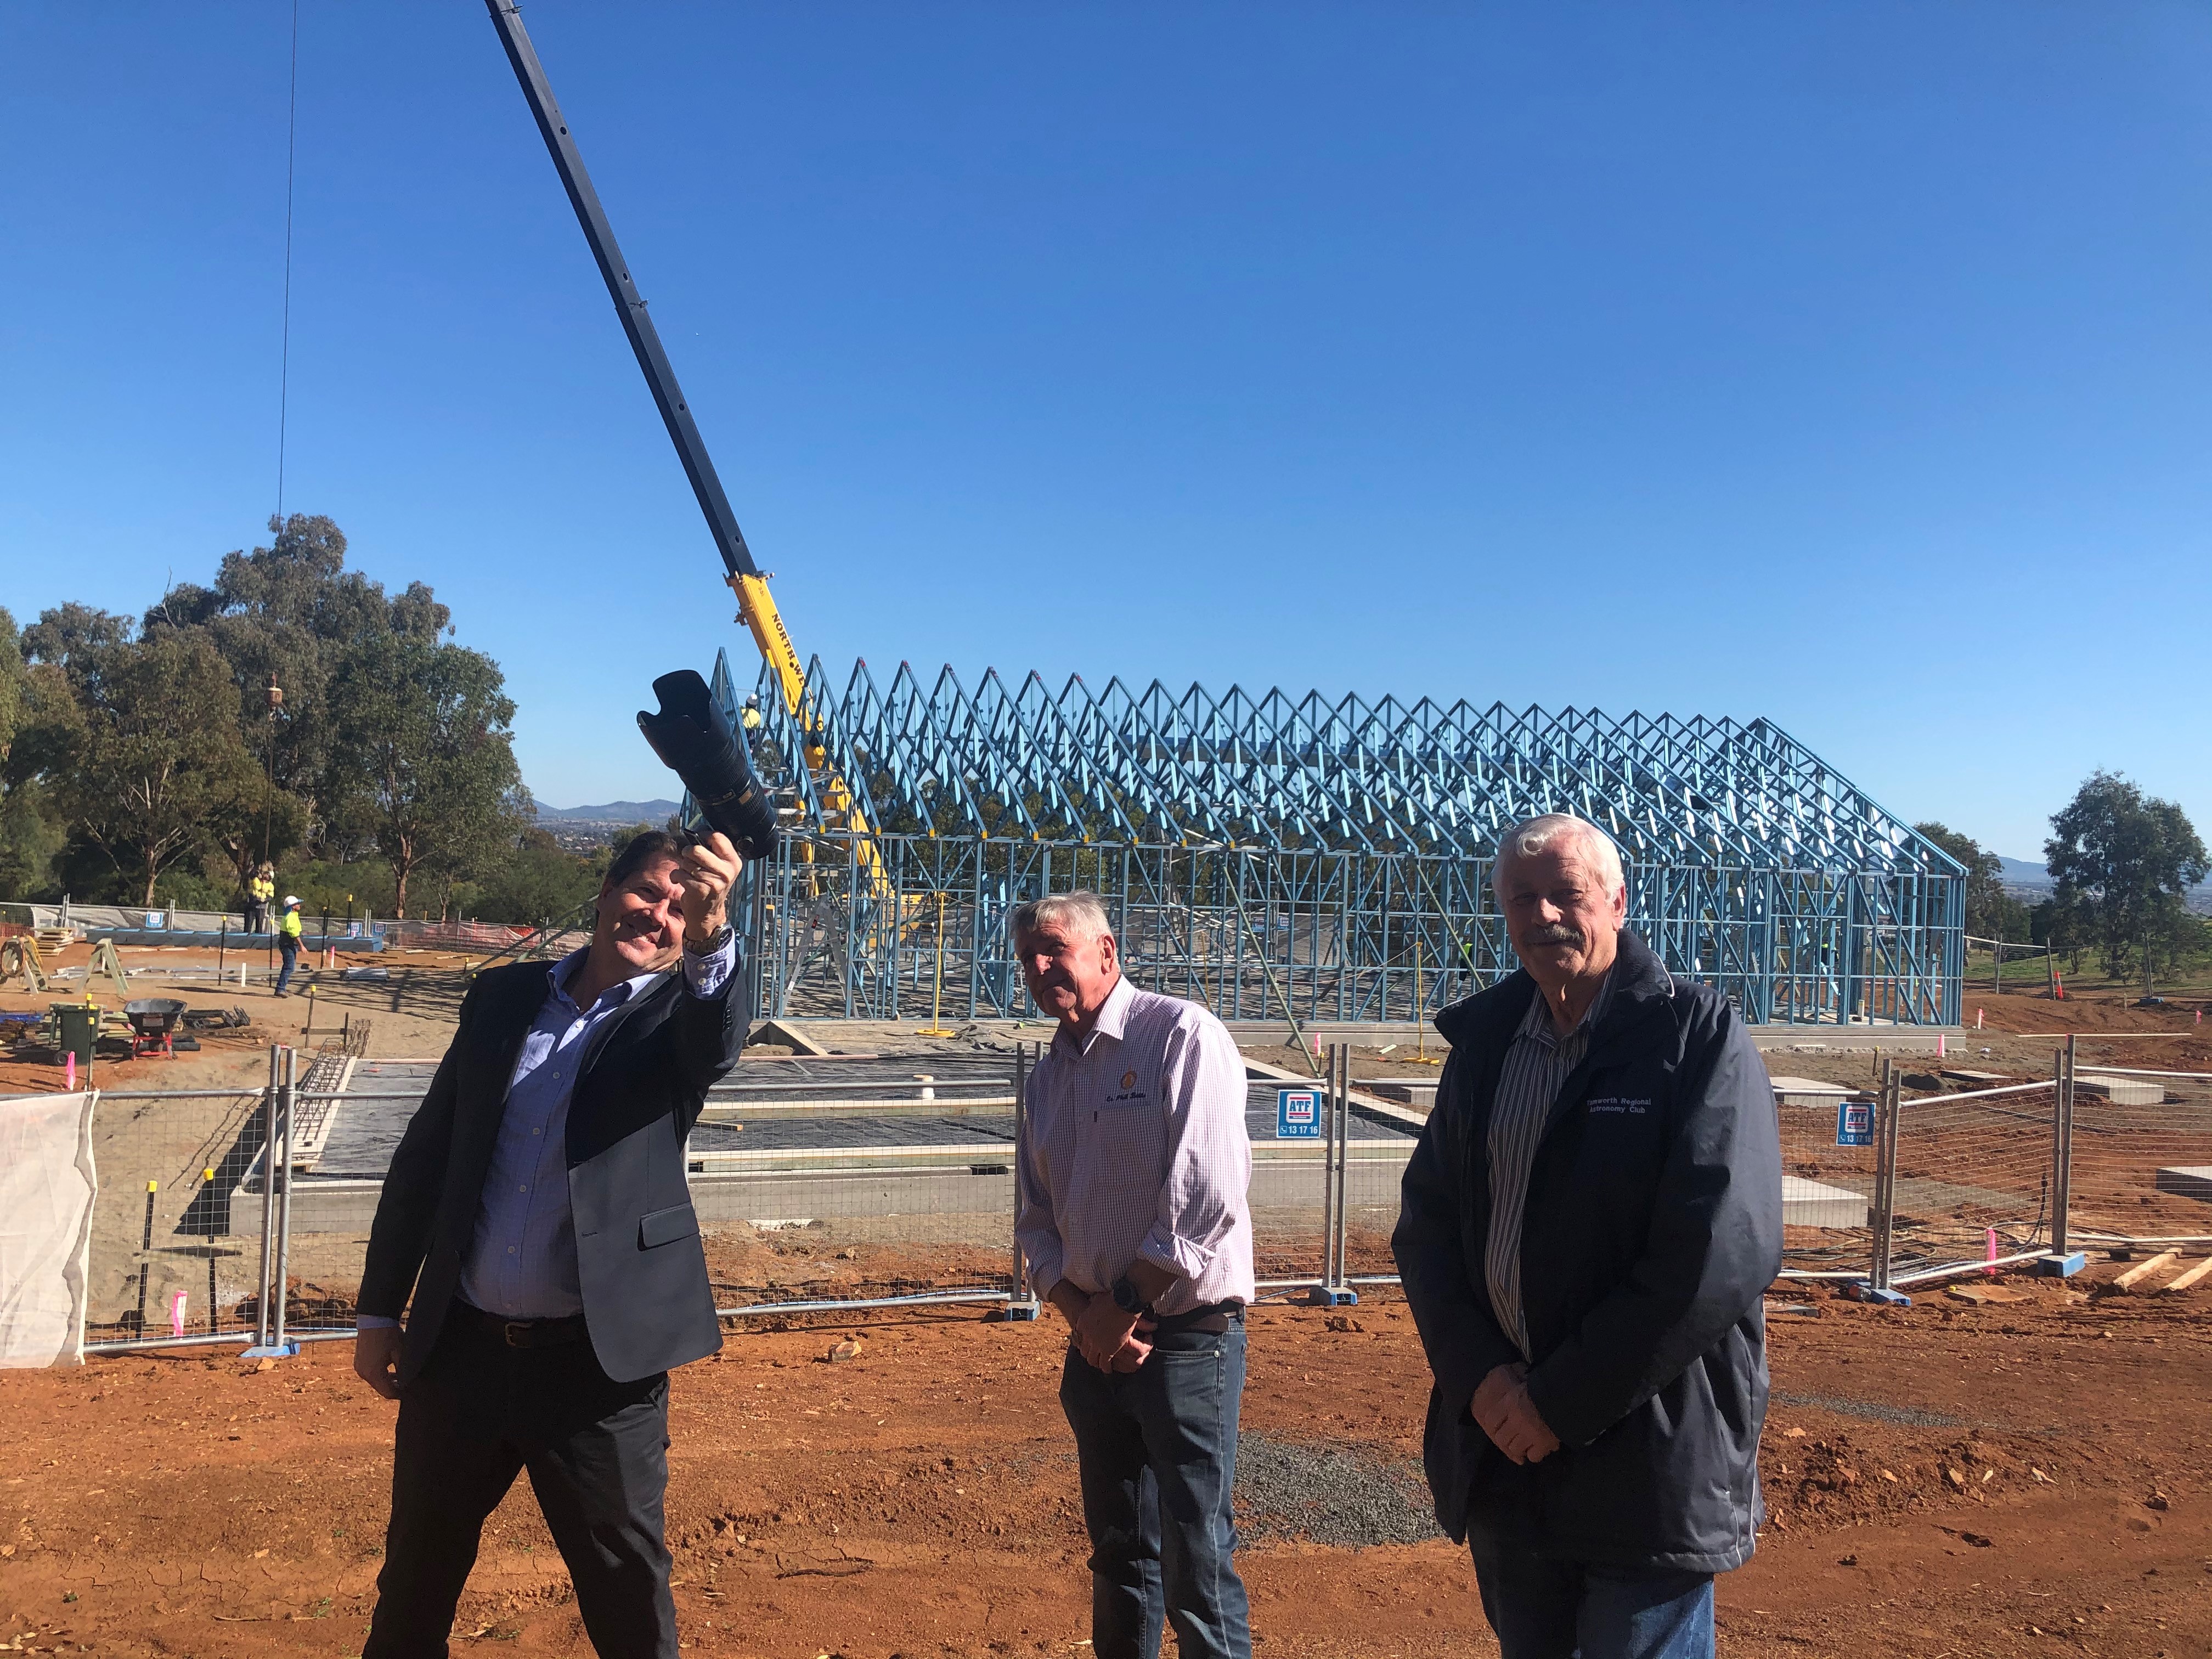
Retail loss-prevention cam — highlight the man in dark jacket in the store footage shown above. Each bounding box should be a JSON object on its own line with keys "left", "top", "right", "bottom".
{"left": 351, "top": 828, "right": 747, "bottom": 1659}
{"left": 1393, "top": 813, "right": 1781, "bottom": 1659}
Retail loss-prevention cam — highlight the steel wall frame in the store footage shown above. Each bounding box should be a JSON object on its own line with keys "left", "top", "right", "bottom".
{"left": 720, "top": 653, "right": 1963, "bottom": 1026}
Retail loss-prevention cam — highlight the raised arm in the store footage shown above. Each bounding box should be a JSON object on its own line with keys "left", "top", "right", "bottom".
{"left": 670, "top": 832, "right": 748, "bottom": 1109}
{"left": 670, "top": 933, "right": 744, "bottom": 1112}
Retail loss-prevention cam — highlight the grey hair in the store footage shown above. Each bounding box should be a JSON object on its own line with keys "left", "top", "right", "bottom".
{"left": 1009, "top": 889, "right": 1114, "bottom": 941}
{"left": 1492, "top": 814, "right": 1626, "bottom": 897}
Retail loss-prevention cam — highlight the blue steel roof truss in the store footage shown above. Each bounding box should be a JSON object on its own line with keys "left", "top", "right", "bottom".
{"left": 713, "top": 656, "right": 1962, "bottom": 1026}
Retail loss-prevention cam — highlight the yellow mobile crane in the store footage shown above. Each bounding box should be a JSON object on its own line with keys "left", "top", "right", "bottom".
{"left": 486, "top": 1, "right": 885, "bottom": 891}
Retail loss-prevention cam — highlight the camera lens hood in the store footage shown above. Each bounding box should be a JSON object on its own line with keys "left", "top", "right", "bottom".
{"left": 636, "top": 669, "right": 780, "bottom": 860}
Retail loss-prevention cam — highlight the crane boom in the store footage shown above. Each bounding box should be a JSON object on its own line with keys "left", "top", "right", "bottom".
{"left": 483, "top": 0, "right": 806, "bottom": 719}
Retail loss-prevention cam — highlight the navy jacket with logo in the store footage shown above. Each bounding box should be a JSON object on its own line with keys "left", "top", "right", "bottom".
{"left": 1391, "top": 929, "right": 1782, "bottom": 1572}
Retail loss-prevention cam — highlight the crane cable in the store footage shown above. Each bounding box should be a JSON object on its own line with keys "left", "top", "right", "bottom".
{"left": 263, "top": 0, "right": 301, "bottom": 878}
{"left": 274, "top": 0, "right": 301, "bottom": 526}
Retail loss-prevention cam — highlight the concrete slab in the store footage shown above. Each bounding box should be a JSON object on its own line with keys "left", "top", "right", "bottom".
{"left": 1782, "top": 1175, "right": 1869, "bottom": 1229}
{"left": 1768, "top": 1075, "right": 1853, "bottom": 1108}
{"left": 750, "top": 1017, "right": 831, "bottom": 1056}
{"left": 2155, "top": 1167, "right": 2212, "bottom": 1204}
{"left": 2078, "top": 1074, "right": 2165, "bottom": 1106}
{"left": 1362, "top": 1079, "right": 1440, "bottom": 1107}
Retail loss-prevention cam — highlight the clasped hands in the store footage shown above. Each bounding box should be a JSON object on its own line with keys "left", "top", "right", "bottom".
{"left": 1070, "top": 1292, "right": 1155, "bottom": 1373}
{"left": 1047, "top": 1278, "right": 1157, "bottom": 1373}
{"left": 1471, "top": 1361, "right": 1560, "bottom": 1464}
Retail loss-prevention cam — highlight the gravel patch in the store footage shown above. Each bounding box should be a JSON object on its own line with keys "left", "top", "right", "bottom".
{"left": 1234, "top": 1432, "right": 1439, "bottom": 1548}
{"left": 1772, "top": 1389, "right": 1966, "bottom": 1429}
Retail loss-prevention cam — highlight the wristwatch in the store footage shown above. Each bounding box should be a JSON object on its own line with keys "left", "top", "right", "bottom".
{"left": 1109, "top": 1275, "right": 1151, "bottom": 1317}
{"left": 684, "top": 923, "right": 734, "bottom": 956}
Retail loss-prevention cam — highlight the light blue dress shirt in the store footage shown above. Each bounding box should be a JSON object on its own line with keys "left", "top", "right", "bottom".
{"left": 359, "top": 935, "right": 735, "bottom": 1328}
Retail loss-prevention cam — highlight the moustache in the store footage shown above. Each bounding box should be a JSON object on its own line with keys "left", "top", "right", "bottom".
{"left": 1522, "top": 924, "right": 1584, "bottom": 947}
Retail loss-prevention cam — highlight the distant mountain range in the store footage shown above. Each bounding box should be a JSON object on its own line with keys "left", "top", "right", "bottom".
{"left": 535, "top": 799, "right": 681, "bottom": 823}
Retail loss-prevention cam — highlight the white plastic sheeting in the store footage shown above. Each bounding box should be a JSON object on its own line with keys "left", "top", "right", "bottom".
{"left": 0, "top": 1091, "right": 97, "bottom": 1367}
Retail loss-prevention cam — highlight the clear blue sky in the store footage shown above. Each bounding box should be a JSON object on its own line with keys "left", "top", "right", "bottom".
{"left": 4, "top": 2, "right": 2206, "bottom": 859}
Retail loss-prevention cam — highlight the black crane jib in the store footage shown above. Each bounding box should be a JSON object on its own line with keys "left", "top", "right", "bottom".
{"left": 484, "top": 0, "right": 761, "bottom": 583}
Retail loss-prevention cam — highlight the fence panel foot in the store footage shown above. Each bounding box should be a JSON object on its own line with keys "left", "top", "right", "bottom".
{"left": 1844, "top": 1283, "right": 1912, "bottom": 1306}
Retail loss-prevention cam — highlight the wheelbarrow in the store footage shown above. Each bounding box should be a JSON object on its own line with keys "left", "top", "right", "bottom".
{"left": 123, "top": 997, "right": 188, "bottom": 1058}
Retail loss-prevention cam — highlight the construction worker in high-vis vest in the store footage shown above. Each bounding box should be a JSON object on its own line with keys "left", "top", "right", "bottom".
{"left": 248, "top": 864, "right": 276, "bottom": 933}
{"left": 275, "top": 896, "right": 304, "bottom": 997}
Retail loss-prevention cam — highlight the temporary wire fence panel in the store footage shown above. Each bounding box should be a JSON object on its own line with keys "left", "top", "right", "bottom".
{"left": 692, "top": 1056, "right": 1024, "bottom": 1310}
{"left": 81, "top": 1075, "right": 272, "bottom": 1348}
{"left": 1775, "top": 1093, "right": 1880, "bottom": 1279}
{"left": 69, "top": 1044, "right": 2181, "bottom": 1354}
{"left": 1887, "top": 1081, "right": 2058, "bottom": 1276}
{"left": 2066, "top": 1069, "right": 2212, "bottom": 1244}
{"left": 272, "top": 1052, "right": 1032, "bottom": 1323}
{"left": 264, "top": 1033, "right": 383, "bottom": 1339}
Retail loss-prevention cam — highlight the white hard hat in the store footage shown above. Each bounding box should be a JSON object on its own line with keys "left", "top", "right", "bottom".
{"left": 283, "top": 895, "right": 301, "bottom": 907}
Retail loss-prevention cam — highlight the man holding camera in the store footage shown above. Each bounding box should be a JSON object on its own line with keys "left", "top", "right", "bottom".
{"left": 352, "top": 828, "right": 746, "bottom": 1659}
{"left": 1013, "top": 890, "right": 1255, "bottom": 1659}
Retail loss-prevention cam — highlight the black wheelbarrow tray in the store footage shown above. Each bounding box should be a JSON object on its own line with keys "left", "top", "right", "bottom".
{"left": 123, "top": 997, "right": 188, "bottom": 1057}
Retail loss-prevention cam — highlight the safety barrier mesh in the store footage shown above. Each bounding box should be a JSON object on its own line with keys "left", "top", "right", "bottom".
{"left": 85, "top": 1078, "right": 269, "bottom": 1345}
{"left": 2066, "top": 1073, "right": 2212, "bottom": 1244}
{"left": 1887, "top": 1083, "right": 2056, "bottom": 1274}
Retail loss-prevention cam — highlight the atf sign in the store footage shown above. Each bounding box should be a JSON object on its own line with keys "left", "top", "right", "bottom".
{"left": 1835, "top": 1099, "right": 1874, "bottom": 1147}
{"left": 1277, "top": 1088, "right": 1322, "bottom": 1139}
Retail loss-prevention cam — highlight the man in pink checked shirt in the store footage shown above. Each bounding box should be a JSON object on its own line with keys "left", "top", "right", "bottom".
{"left": 1013, "top": 889, "right": 1255, "bottom": 1659}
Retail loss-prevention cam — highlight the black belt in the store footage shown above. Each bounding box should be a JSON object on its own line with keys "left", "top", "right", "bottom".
{"left": 453, "top": 1300, "right": 589, "bottom": 1349}
{"left": 1148, "top": 1301, "right": 1245, "bottom": 1335}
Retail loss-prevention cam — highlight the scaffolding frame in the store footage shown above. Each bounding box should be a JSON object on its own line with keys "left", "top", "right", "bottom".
{"left": 710, "top": 653, "right": 1963, "bottom": 1026}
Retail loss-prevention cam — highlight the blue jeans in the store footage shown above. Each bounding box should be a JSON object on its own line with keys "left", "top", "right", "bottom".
{"left": 1469, "top": 1538, "right": 1714, "bottom": 1659}
{"left": 1058, "top": 1318, "right": 1251, "bottom": 1659}
{"left": 275, "top": 938, "right": 300, "bottom": 995}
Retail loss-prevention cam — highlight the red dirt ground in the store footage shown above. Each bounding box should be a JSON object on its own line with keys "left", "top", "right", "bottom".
{"left": 3, "top": 1263, "right": 2210, "bottom": 1658}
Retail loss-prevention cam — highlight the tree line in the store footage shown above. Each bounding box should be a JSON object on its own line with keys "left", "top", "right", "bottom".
{"left": 0, "top": 515, "right": 619, "bottom": 926}
{"left": 1918, "top": 770, "right": 2209, "bottom": 995}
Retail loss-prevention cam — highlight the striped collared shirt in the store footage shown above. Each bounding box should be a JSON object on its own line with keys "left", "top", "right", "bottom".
{"left": 1015, "top": 975, "right": 1255, "bottom": 1316}
{"left": 1485, "top": 964, "right": 1617, "bottom": 1358}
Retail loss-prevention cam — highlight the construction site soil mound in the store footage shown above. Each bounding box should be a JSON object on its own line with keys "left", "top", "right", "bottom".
{"left": 1968, "top": 986, "right": 2212, "bottom": 1040}
{"left": 2, "top": 1263, "right": 2209, "bottom": 1657}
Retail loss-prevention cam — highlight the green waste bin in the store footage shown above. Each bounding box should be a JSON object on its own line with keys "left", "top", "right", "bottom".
{"left": 50, "top": 1003, "right": 97, "bottom": 1073}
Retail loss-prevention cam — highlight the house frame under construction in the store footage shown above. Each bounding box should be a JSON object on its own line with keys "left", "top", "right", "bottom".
{"left": 717, "top": 653, "right": 1965, "bottom": 1028}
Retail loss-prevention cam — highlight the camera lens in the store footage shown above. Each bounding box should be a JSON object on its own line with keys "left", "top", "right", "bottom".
{"left": 636, "top": 670, "right": 780, "bottom": 860}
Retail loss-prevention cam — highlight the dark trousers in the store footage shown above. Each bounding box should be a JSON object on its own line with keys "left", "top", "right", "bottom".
{"left": 364, "top": 1306, "right": 677, "bottom": 1659}
{"left": 1058, "top": 1319, "right": 1251, "bottom": 1659}
{"left": 274, "top": 937, "right": 300, "bottom": 995}
{"left": 1468, "top": 1537, "right": 1714, "bottom": 1659}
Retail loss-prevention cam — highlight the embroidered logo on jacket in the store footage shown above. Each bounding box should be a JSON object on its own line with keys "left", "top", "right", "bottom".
{"left": 1586, "top": 1096, "right": 1652, "bottom": 1115}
